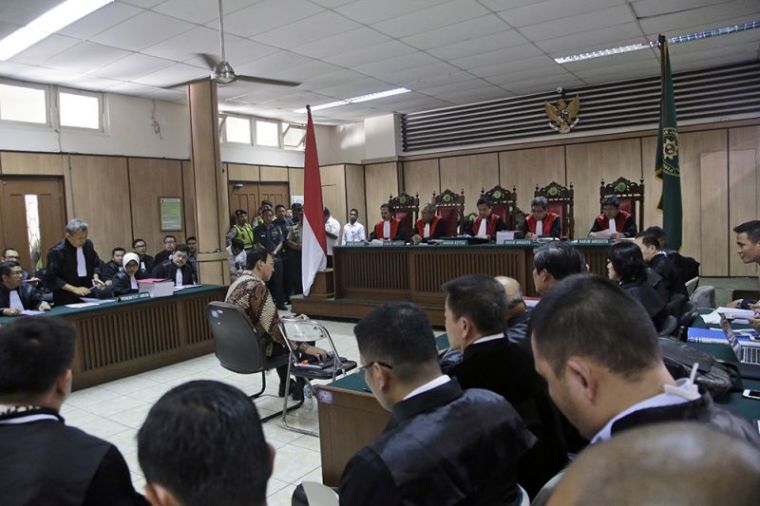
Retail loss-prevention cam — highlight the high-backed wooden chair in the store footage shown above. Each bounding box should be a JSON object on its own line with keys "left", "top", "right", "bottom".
{"left": 388, "top": 192, "right": 419, "bottom": 241}
{"left": 481, "top": 185, "right": 518, "bottom": 229}
{"left": 600, "top": 177, "right": 645, "bottom": 231}
{"left": 432, "top": 189, "right": 465, "bottom": 237}
{"left": 535, "top": 181, "right": 575, "bottom": 239}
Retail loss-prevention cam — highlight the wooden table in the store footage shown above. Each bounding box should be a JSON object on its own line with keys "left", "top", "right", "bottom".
{"left": 0, "top": 285, "right": 226, "bottom": 390}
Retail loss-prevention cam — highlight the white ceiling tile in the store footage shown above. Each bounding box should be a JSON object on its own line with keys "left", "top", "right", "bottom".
{"left": 95, "top": 53, "right": 174, "bottom": 81}
{"left": 478, "top": 0, "right": 535, "bottom": 11}
{"left": 417, "top": 78, "right": 497, "bottom": 95}
{"left": 451, "top": 44, "right": 545, "bottom": 71}
{"left": 669, "top": 30, "right": 760, "bottom": 55}
{"left": 631, "top": 0, "right": 734, "bottom": 18}
{"left": 353, "top": 52, "right": 439, "bottom": 76}
{"left": 322, "top": 40, "right": 418, "bottom": 67}
{"left": 403, "top": 70, "right": 475, "bottom": 89}
{"left": 91, "top": 11, "right": 195, "bottom": 51}
{"left": 152, "top": 0, "right": 259, "bottom": 24}
{"left": 315, "top": 77, "right": 394, "bottom": 98}
{"left": 309, "top": 0, "right": 356, "bottom": 7}
{"left": 235, "top": 51, "right": 315, "bottom": 77}
{"left": 520, "top": 5, "right": 636, "bottom": 40}
{"left": 380, "top": 62, "right": 462, "bottom": 86}
{"left": 374, "top": 0, "right": 490, "bottom": 38}
{"left": 65, "top": 77, "right": 126, "bottom": 91}
{"left": 0, "top": 20, "right": 19, "bottom": 40}
{"left": 401, "top": 15, "right": 508, "bottom": 50}
{"left": 506, "top": 75, "right": 585, "bottom": 95}
{"left": 132, "top": 63, "right": 208, "bottom": 87}
{"left": 561, "top": 46, "right": 658, "bottom": 71}
{"left": 486, "top": 64, "right": 574, "bottom": 84}
{"left": 572, "top": 59, "right": 660, "bottom": 81}
{"left": 498, "top": 0, "right": 626, "bottom": 27}
{"left": 59, "top": 2, "right": 142, "bottom": 39}
{"left": 639, "top": 0, "right": 760, "bottom": 35}
{"left": 218, "top": 0, "right": 324, "bottom": 37}
{"left": 11, "top": 65, "right": 84, "bottom": 84}
{"left": 0, "top": 61, "right": 37, "bottom": 78}
{"left": 301, "top": 70, "right": 369, "bottom": 92}
{"left": 430, "top": 87, "right": 510, "bottom": 104}
{"left": 291, "top": 27, "right": 390, "bottom": 59}
{"left": 427, "top": 30, "right": 530, "bottom": 60}
{"left": 43, "top": 42, "right": 132, "bottom": 74}
{"left": 335, "top": 0, "right": 446, "bottom": 24}
{"left": 268, "top": 60, "right": 343, "bottom": 82}
{"left": 143, "top": 27, "right": 279, "bottom": 66}
{"left": 251, "top": 11, "right": 361, "bottom": 48}
{"left": 10, "top": 34, "right": 81, "bottom": 65}
{"left": 0, "top": 0, "right": 62, "bottom": 25}
{"left": 118, "top": 0, "right": 165, "bottom": 8}
{"left": 468, "top": 54, "right": 558, "bottom": 78}
{"left": 110, "top": 82, "right": 186, "bottom": 101}
{"left": 536, "top": 23, "right": 645, "bottom": 54}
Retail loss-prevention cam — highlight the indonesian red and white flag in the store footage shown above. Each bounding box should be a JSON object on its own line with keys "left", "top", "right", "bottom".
{"left": 301, "top": 106, "right": 327, "bottom": 296}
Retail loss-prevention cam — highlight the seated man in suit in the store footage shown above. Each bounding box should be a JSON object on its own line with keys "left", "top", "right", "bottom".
{"left": 98, "top": 247, "right": 125, "bottom": 283}
{"left": 532, "top": 241, "right": 587, "bottom": 295}
{"left": 412, "top": 203, "right": 446, "bottom": 244}
{"left": 370, "top": 204, "right": 405, "bottom": 241}
{"left": 589, "top": 194, "right": 637, "bottom": 239}
{"left": 111, "top": 252, "right": 143, "bottom": 297}
{"left": 339, "top": 302, "right": 536, "bottom": 506}
{"left": 0, "top": 317, "right": 147, "bottom": 505}
{"left": 0, "top": 261, "right": 50, "bottom": 315}
{"left": 138, "top": 381, "right": 273, "bottom": 506}
{"left": 151, "top": 244, "right": 196, "bottom": 286}
{"left": 132, "top": 239, "right": 154, "bottom": 277}
{"left": 634, "top": 231, "right": 687, "bottom": 300}
{"left": 531, "top": 274, "right": 759, "bottom": 446}
{"left": 153, "top": 235, "right": 177, "bottom": 266}
{"left": 45, "top": 218, "right": 105, "bottom": 306}
{"left": 1, "top": 248, "right": 40, "bottom": 285}
{"left": 472, "top": 196, "right": 505, "bottom": 240}
{"left": 518, "top": 196, "right": 561, "bottom": 239}
{"left": 547, "top": 422, "right": 760, "bottom": 506}
{"left": 443, "top": 275, "right": 568, "bottom": 498}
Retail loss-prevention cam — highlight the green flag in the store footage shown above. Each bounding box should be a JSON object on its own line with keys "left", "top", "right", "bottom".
{"left": 655, "top": 34, "right": 682, "bottom": 251}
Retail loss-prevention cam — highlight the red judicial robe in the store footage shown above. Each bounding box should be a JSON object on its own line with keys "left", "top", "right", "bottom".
{"left": 374, "top": 218, "right": 402, "bottom": 240}
{"left": 472, "top": 214, "right": 503, "bottom": 237}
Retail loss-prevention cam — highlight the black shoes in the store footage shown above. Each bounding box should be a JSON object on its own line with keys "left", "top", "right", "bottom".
{"left": 278, "top": 377, "right": 305, "bottom": 400}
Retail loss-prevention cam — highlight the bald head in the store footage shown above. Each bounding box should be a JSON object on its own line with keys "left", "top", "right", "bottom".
{"left": 495, "top": 276, "right": 524, "bottom": 319}
{"left": 548, "top": 422, "right": 760, "bottom": 506}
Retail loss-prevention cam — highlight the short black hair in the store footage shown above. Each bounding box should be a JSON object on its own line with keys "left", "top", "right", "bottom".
{"left": 531, "top": 274, "right": 660, "bottom": 378}
{"left": 380, "top": 203, "right": 394, "bottom": 213}
{"left": 260, "top": 207, "right": 273, "bottom": 216}
{"left": 601, "top": 194, "right": 620, "bottom": 208}
{"left": 186, "top": 236, "right": 197, "bottom": 243}
{"left": 476, "top": 196, "right": 492, "bottom": 208}
{"left": 734, "top": 220, "right": 760, "bottom": 244}
{"left": 132, "top": 238, "right": 146, "bottom": 248}
{"left": 261, "top": 200, "right": 273, "bottom": 208}
{"left": 112, "top": 247, "right": 126, "bottom": 257}
{"left": 442, "top": 275, "right": 506, "bottom": 336}
{"left": 138, "top": 380, "right": 270, "bottom": 506}
{"left": 246, "top": 246, "right": 271, "bottom": 269}
{"left": 531, "top": 196, "right": 548, "bottom": 209}
{"left": 323, "top": 207, "right": 331, "bottom": 216}
{"left": 231, "top": 238, "right": 244, "bottom": 250}
{"left": 0, "top": 317, "right": 76, "bottom": 401}
{"left": 234, "top": 209, "right": 247, "bottom": 217}
{"left": 350, "top": 208, "right": 359, "bottom": 214}
{"left": 0, "top": 260, "right": 19, "bottom": 278}
{"left": 354, "top": 303, "right": 438, "bottom": 382}
{"left": 533, "top": 242, "right": 586, "bottom": 281}
{"left": 275, "top": 204, "right": 285, "bottom": 211}
{"left": 174, "top": 244, "right": 190, "bottom": 255}
{"left": 164, "top": 234, "right": 177, "bottom": 242}
{"left": 291, "top": 203, "right": 303, "bottom": 210}
{"left": 635, "top": 231, "right": 661, "bottom": 250}
{"left": 607, "top": 242, "right": 647, "bottom": 283}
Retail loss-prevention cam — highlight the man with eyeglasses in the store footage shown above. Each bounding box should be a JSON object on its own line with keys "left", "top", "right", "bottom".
{"left": 0, "top": 261, "right": 50, "bottom": 315}
{"left": 154, "top": 235, "right": 177, "bottom": 266}
{"left": 1, "top": 248, "right": 39, "bottom": 285}
{"left": 338, "top": 302, "right": 535, "bottom": 506}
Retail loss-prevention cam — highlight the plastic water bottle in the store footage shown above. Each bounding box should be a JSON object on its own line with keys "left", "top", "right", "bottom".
{"left": 303, "top": 384, "right": 314, "bottom": 410}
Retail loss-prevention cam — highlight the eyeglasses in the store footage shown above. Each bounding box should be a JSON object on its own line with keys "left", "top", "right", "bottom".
{"left": 359, "top": 361, "right": 393, "bottom": 375}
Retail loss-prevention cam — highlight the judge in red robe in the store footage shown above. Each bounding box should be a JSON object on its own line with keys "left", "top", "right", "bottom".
{"left": 412, "top": 204, "right": 446, "bottom": 244}
{"left": 370, "top": 204, "right": 406, "bottom": 241}
{"left": 472, "top": 196, "right": 506, "bottom": 240}
{"left": 518, "top": 196, "right": 561, "bottom": 239}
{"left": 589, "top": 194, "right": 637, "bottom": 238}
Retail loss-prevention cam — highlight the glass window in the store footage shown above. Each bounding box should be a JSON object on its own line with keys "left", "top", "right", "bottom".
{"left": 282, "top": 122, "right": 305, "bottom": 150}
{"left": 255, "top": 119, "right": 279, "bottom": 147}
{"left": 0, "top": 83, "right": 47, "bottom": 124}
{"left": 59, "top": 91, "right": 101, "bottom": 129}
{"left": 225, "top": 115, "right": 251, "bottom": 144}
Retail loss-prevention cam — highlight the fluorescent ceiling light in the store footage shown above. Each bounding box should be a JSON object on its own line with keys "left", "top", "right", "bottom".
{"left": 0, "top": 0, "right": 113, "bottom": 61}
{"left": 554, "top": 20, "right": 760, "bottom": 64}
{"left": 294, "top": 88, "right": 411, "bottom": 113}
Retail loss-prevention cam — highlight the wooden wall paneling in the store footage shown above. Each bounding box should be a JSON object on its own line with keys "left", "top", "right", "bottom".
{"left": 566, "top": 139, "right": 642, "bottom": 239}
{"left": 403, "top": 159, "right": 440, "bottom": 205}
{"left": 364, "top": 162, "right": 400, "bottom": 225}
{"left": 640, "top": 136, "right": 663, "bottom": 233}
{"left": 321, "top": 164, "right": 347, "bottom": 225}
{"left": 181, "top": 161, "right": 197, "bottom": 241}
{"left": 260, "top": 165, "right": 289, "bottom": 181}
{"left": 289, "top": 167, "right": 304, "bottom": 202}
{"left": 227, "top": 163, "right": 260, "bottom": 182}
{"left": 438, "top": 153, "right": 499, "bottom": 214}
{"left": 0, "top": 152, "right": 66, "bottom": 175}
{"left": 128, "top": 158, "right": 185, "bottom": 251}
{"left": 69, "top": 155, "right": 132, "bottom": 255}
{"left": 728, "top": 126, "right": 760, "bottom": 276}
{"left": 700, "top": 150, "right": 729, "bottom": 275}
{"left": 345, "top": 164, "right": 367, "bottom": 225}
{"left": 499, "top": 146, "right": 565, "bottom": 211}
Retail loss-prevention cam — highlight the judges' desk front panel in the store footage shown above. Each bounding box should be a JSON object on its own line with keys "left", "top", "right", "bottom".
{"left": 0, "top": 285, "right": 226, "bottom": 390}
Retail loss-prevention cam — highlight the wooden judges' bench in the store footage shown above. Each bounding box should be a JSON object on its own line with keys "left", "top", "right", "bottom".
{"left": 293, "top": 240, "right": 611, "bottom": 326}
{"left": 0, "top": 285, "right": 226, "bottom": 390}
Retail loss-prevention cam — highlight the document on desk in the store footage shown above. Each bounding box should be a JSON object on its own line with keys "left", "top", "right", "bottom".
{"left": 65, "top": 302, "right": 103, "bottom": 308}
{"left": 20, "top": 310, "right": 43, "bottom": 316}
{"left": 702, "top": 307, "right": 757, "bottom": 324}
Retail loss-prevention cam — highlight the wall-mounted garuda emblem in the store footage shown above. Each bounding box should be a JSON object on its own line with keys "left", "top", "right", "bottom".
{"left": 545, "top": 95, "right": 580, "bottom": 134}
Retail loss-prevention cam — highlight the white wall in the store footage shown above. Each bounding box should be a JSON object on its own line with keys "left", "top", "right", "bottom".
{"left": 364, "top": 114, "right": 399, "bottom": 160}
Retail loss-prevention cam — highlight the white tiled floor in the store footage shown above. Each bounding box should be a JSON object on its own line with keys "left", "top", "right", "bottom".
{"left": 60, "top": 317, "right": 361, "bottom": 506}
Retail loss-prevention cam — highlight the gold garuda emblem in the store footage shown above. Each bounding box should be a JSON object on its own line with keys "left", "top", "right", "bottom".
{"left": 545, "top": 95, "right": 580, "bottom": 134}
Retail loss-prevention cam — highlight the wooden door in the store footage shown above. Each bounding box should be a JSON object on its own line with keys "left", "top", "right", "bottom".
{"left": 259, "top": 183, "right": 290, "bottom": 209}
{"left": 0, "top": 177, "right": 66, "bottom": 271}
{"left": 228, "top": 182, "right": 290, "bottom": 224}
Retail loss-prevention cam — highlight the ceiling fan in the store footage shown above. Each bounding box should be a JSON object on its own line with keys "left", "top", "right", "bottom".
{"left": 164, "top": 0, "right": 300, "bottom": 89}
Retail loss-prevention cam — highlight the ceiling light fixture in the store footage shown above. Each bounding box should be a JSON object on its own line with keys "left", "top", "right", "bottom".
{"left": 0, "top": 0, "right": 113, "bottom": 61}
{"left": 294, "top": 87, "right": 411, "bottom": 113}
{"left": 554, "top": 20, "right": 760, "bottom": 64}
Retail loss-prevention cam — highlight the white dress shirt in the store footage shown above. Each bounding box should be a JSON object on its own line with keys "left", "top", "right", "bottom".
{"left": 536, "top": 220, "right": 543, "bottom": 236}
{"left": 403, "top": 375, "right": 451, "bottom": 401}
{"left": 76, "top": 247, "right": 87, "bottom": 277}
{"left": 423, "top": 223, "right": 431, "bottom": 238}
{"left": 325, "top": 216, "right": 340, "bottom": 255}
{"left": 8, "top": 290, "right": 24, "bottom": 310}
{"left": 130, "top": 275, "right": 139, "bottom": 290}
{"left": 175, "top": 268, "right": 183, "bottom": 286}
{"left": 477, "top": 219, "right": 488, "bottom": 237}
{"left": 342, "top": 222, "right": 366, "bottom": 244}
{"left": 607, "top": 217, "right": 617, "bottom": 233}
